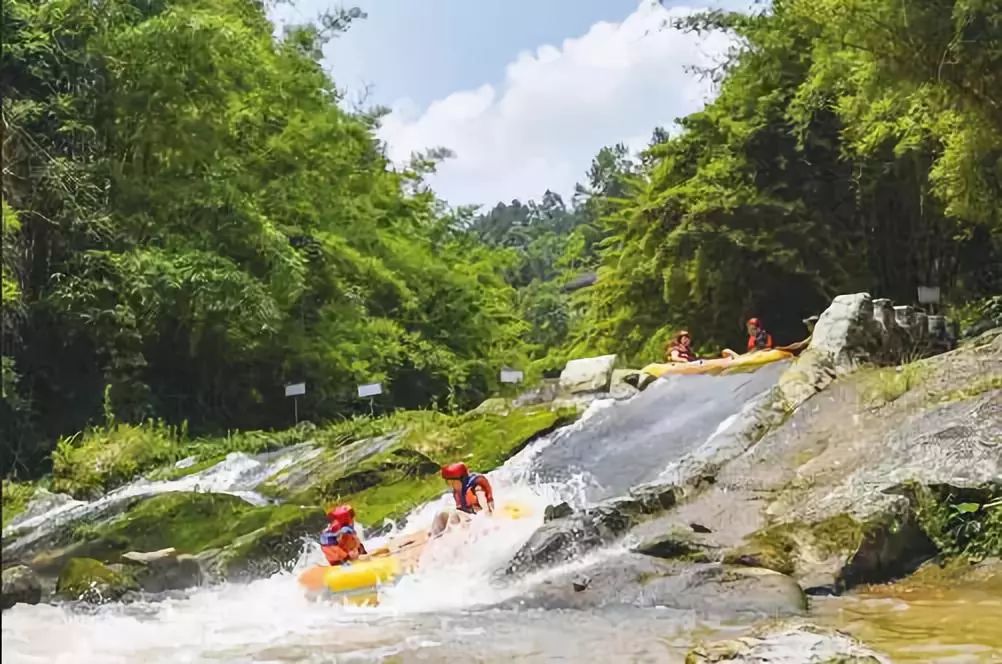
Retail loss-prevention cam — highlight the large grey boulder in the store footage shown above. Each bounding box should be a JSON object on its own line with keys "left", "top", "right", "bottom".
{"left": 507, "top": 483, "right": 679, "bottom": 574}
{"left": 559, "top": 354, "right": 618, "bottom": 394}
{"left": 778, "top": 292, "right": 960, "bottom": 410}
{"left": 502, "top": 555, "right": 807, "bottom": 617}
{"left": 808, "top": 293, "right": 884, "bottom": 370}
{"left": 2, "top": 565, "right": 42, "bottom": 610}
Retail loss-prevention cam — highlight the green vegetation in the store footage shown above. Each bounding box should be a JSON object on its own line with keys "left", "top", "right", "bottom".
{"left": 950, "top": 295, "right": 1002, "bottom": 334}
{"left": 859, "top": 363, "right": 929, "bottom": 406}
{"left": 285, "top": 404, "right": 578, "bottom": 526}
{"left": 1, "top": 479, "right": 35, "bottom": 528}
{"left": 929, "top": 375, "right": 1002, "bottom": 404}
{"left": 912, "top": 483, "right": 1002, "bottom": 562}
{"left": 1, "top": 0, "right": 528, "bottom": 477}
{"left": 56, "top": 557, "right": 138, "bottom": 601}
{"left": 61, "top": 492, "right": 325, "bottom": 564}
{"left": 52, "top": 421, "right": 188, "bottom": 499}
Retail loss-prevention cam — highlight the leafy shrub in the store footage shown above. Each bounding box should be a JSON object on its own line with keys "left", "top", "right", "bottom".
{"left": 52, "top": 420, "right": 186, "bottom": 499}
{"left": 1, "top": 479, "right": 36, "bottom": 528}
{"left": 912, "top": 483, "right": 1002, "bottom": 562}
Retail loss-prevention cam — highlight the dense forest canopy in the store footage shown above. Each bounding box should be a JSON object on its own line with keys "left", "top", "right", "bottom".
{"left": 0, "top": 0, "right": 528, "bottom": 473}
{"left": 2, "top": 0, "right": 999, "bottom": 477}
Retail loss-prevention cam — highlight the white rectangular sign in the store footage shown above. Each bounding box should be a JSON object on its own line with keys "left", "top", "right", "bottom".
{"left": 500, "top": 368, "right": 524, "bottom": 384}
{"left": 357, "top": 382, "right": 383, "bottom": 398}
{"left": 284, "top": 382, "right": 306, "bottom": 397}
{"left": 917, "top": 286, "right": 940, "bottom": 305}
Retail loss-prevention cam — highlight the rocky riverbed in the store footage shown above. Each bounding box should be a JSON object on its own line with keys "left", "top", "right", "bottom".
{"left": 3, "top": 292, "right": 1000, "bottom": 662}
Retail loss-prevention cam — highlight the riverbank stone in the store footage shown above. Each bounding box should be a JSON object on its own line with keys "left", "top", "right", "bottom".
{"left": 2, "top": 565, "right": 42, "bottom": 610}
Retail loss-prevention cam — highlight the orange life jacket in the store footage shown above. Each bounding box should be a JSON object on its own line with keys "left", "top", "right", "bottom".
{"left": 320, "top": 524, "right": 366, "bottom": 566}
{"left": 453, "top": 474, "right": 494, "bottom": 514}
{"left": 747, "top": 329, "right": 774, "bottom": 352}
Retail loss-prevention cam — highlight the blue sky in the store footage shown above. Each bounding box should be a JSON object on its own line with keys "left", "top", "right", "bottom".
{"left": 271, "top": 1, "right": 745, "bottom": 207}
{"left": 273, "top": 0, "right": 643, "bottom": 108}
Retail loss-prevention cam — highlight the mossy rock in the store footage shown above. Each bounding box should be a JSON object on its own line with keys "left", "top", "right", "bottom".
{"left": 723, "top": 515, "right": 866, "bottom": 578}
{"left": 723, "top": 527, "right": 798, "bottom": 576}
{"left": 56, "top": 557, "right": 139, "bottom": 602}
{"left": 280, "top": 404, "right": 578, "bottom": 529}
{"left": 256, "top": 435, "right": 398, "bottom": 501}
{"left": 196, "top": 505, "right": 326, "bottom": 581}
{"left": 56, "top": 492, "right": 325, "bottom": 569}
{"left": 724, "top": 510, "right": 943, "bottom": 593}
{"left": 317, "top": 448, "right": 440, "bottom": 497}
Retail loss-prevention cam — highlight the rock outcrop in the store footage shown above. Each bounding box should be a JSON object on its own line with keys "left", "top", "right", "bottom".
{"left": 507, "top": 483, "right": 679, "bottom": 574}
{"left": 2, "top": 565, "right": 42, "bottom": 610}
{"left": 559, "top": 354, "right": 618, "bottom": 394}
{"left": 636, "top": 332, "right": 1001, "bottom": 594}
{"left": 503, "top": 555, "right": 807, "bottom": 617}
{"left": 779, "top": 292, "right": 958, "bottom": 411}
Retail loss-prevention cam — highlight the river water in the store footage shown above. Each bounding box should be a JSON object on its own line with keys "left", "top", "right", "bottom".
{"left": 4, "top": 386, "right": 1002, "bottom": 662}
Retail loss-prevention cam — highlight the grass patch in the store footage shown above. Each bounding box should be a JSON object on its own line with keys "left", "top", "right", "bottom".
{"left": 928, "top": 375, "right": 1002, "bottom": 405}
{"left": 51, "top": 421, "right": 187, "bottom": 499}
{"left": 859, "top": 362, "right": 928, "bottom": 406}
{"left": 400, "top": 405, "right": 578, "bottom": 470}
{"left": 2, "top": 479, "right": 36, "bottom": 528}
{"left": 145, "top": 455, "right": 228, "bottom": 482}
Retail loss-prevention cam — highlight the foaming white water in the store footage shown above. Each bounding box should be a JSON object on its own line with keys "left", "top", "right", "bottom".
{"left": 339, "top": 399, "right": 617, "bottom": 613}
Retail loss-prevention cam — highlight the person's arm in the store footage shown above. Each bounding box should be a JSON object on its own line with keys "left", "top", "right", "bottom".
{"left": 475, "top": 476, "right": 495, "bottom": 513}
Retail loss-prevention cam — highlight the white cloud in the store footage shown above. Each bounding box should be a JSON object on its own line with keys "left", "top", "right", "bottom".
{"left": 377, "top": 1, "right": 736, "bottom": 207}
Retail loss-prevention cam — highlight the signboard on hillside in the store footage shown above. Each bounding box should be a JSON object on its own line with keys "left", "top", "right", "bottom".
{"left": 284, "top": 382, "right": 306, "bottom": 397}
{"left": 500, "top": 367, "right": 524, "bottom": 384}
{"left": 917, "top": 286, "right": 941, "bottom": 305}
{"left": 357, "top": 382, "right": 383, "bottom": 398}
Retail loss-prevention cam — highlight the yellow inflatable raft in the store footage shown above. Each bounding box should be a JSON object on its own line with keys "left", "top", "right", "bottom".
{"left": 641, "top": 349, "right": 793, "bottom": 379}
{"left": 298, "top": 499, "right": 533, "bottom": 597}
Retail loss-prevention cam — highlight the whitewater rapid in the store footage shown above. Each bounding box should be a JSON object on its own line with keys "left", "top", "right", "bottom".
{"left": 3, "top": 400, "right": 628, "bottom": 663}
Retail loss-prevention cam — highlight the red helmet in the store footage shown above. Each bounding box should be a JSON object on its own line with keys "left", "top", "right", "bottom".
{"left": 441, "top": 462, "right": 469, "bottom": 480}
{"left": 747, "top": 317, "right": 761, "bottom": 327}
{"left": 328, "top": 505, "right": 355, "bottom": 526}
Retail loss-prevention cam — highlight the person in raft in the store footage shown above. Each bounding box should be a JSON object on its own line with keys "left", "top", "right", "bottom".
{"left": 430, "top": 462, "right": 495, "bottom": 537}
{"left": 723, "top": 317, "right": 776, "bottom": 359}
{"left": 745, "top": 317, "right": 774, "bottom": 352}
{"left": 665, "top": 330, "right": 698, "bottom": 363}
{"left": 320, "top": 504, "right": 367, "bottom": 566}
